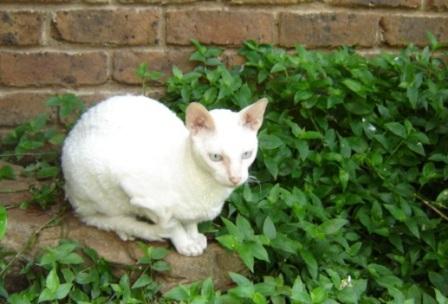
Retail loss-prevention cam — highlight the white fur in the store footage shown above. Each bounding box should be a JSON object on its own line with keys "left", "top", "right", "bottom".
{"left": 61, "top": 95, "right": 266, "bottom": 256}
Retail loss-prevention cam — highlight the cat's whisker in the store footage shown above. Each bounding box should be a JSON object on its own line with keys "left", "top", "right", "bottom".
{"left": 247, "top": 175, "right": 260, "bottom": 185}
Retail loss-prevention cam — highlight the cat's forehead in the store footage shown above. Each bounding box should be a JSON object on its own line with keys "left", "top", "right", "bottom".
{"left": 209, "top": 109, "right": 241, "bottom": 129}
{"left": 201, "top": 109, "right": 256, "bottom": 150}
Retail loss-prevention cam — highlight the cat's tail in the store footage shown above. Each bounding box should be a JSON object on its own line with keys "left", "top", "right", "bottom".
{"left": 81, "top": 213, "right": 165, "bottom": 242}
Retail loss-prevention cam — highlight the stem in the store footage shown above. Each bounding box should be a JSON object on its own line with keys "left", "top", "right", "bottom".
{"left": 385, "top": 139, "right": 404, "bottom": 162}
{"left": 0, "top": 208, "right": 67, "bottom": 278}
{"left": 0, "top": 189, "right": 28, "bottom": 194}
{"left": 0, "top": 151, "right": 58, "bottom": 158}
{"left": 415, "top": 193, "right": 448, "bottom": 222}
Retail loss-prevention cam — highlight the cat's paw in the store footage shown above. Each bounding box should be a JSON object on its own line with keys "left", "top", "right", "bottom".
{"left": 173, "top": 239, "right": 205, "bottom": 256}
{"left": 117, "top": 231, "right": 135, "bottom": 241}
{"left": 193, "top": 233, "right": 207, "bottom": 250}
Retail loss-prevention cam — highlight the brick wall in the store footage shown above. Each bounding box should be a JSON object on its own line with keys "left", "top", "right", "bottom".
{"left": 0, "top": 0, "right": 447, "bottom": 132}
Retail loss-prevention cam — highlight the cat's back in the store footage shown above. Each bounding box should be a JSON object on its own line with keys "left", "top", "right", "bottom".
{"left": 72, "top": 95, "right": 185, "bottom": 136}
{"left": 63, "top": 95, "right": 188, "bottom": 166}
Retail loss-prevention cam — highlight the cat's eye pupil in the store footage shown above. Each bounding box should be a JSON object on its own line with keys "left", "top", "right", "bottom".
{"left": 242, "top": 151, "right": 253, "bottom": 159}
{"left": 209, "top": 153, "right": 223, "bottom": 162}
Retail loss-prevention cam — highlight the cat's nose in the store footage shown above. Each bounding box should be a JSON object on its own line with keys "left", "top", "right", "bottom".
{"left": 229, "top": 176, "right": 241, "bottom": 185}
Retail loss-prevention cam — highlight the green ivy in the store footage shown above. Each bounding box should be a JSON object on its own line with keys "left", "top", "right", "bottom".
{"left": 1, "top": 94, "right": 85, "bottom": 209}
{"left": 2, "top": 240, "right": 169, "bottom": 303}
{"left": 1, "top": 39, "right": 448, "bottom": 303}
{"left": 161, "top": 40, "right": 448, "bottom": 303}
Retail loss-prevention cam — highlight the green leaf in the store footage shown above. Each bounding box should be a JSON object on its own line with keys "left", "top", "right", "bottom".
{"left": 320, "top": 218, "right": 348, "bottom": 235}
{"left": 151, "top": 247, "right": 170, "bottom": 260}
{"left": 0, "top": 206, "right": 7, "bottom": 240}
{"left": 38, "top": 288, "right": 56, "bottom": 303}
{"left": 236, "top": 214, "right": 254, "bottom": 240}
{"left": 271, "top": 63, "right": 286, "bottom": 73}
{"left": 201, "top": 278, "right": 215, "bottom": 299}
{"left": 407, "top": 86, "right": 419, "bottom": 109}
{"left": 299, "top": 248, "right": 318, "bottom": 279}
{"left": 172, "top": 66, "right": 183, "bottom": 79}
{"left": 59, "top": 252, "right": 83, "bottom": 264}
{"left": 0, "top": 165, "right": 15, "bottom": 180}
{"left": 164, "top": 285, "right": 190, "bottom": 301}
{"left": 229, "top": 272, "right": 252, "bottom": 286}
{"left": 406, "top": 141, "right": 425, "bottom": 156}
{"left": 294, "top": 91, "right": 313, "bottom": 102}
{"left": 262, "top": 216, "right": 277, "bottom": 239}
{"left": 384, "top": 204, "right": 407, "bottom": 222}
{"left": 385, "top": 122, "right": 407, "bottom": 138}
{"left": 435, "top": 288, "right": 448, "bottom": 304}
{"left": 132, "top": 274, "right": 153, "bottom": 289}
{"left": 339, "top": 168, "right": 349, "bottom": 191}
{"left": 238, "top": 244, "right": 255, "bottom": 272}
{"left": 342, "top": 79, "right": 364, "bottom": 95}
{"left": 46, "top": 268, "right": 60, "bottom": 293}
{"left": 296, "top": 140, "right": 310, "bottom": 161}
{"left": 152, "top": 260, "right": 171, "bottom": 272}
{"left": 216, "top": 234, "right": 238, "bottom": 250}
{"left": 55, "top": 283, "right": 72, "bottom": 300}
{"left": 310, "top": 287, "right": 327, "bottom": 304}
{"left": 291, "top": 277, "right": 311, "bottom": 304}
{"left": 248, "top": 242, "right": 269, "bottom": 262}
{"left": 260, "top": 133, "right": 283, "bottom": 150}
{"left": 427, "top": 32, "right": 442, "bottom": 50}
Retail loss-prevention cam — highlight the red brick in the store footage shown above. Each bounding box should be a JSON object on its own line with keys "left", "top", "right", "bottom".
{"left": 0, "top": 12, "right": 43, "bottom": 46}
{"left": 325, "top": 0, "right": 420, "bottom": 8}
{"left": 229, "top": 0, "right": 301, "bottom": 3}
{"left": 166, "top": 10, "right": 274, "bottom": 46}
{"left": 381, "top": 15, "right": 448, "bottom": 46}
{"left": 112, "top": 50, "right": 193, "bottom": 85}
{"left": 1, "top": 0, "right": 69, "bottom": 2}
{"left": 0, "top": 52, "right": 108, "bottom": 87}
{"left": 53, "top": 9, "right": 160, "bottom": 46}
{"left": 427, "top": 0, "right": 448, "bottom": 10}
{"left": 83, "top": 0, "right": 110, "bottom": 3}
{"left": 222, "top": 50, "right": 245, "bottom": 66}
{"left": 279, "top": 12, "right": 381, "bottom": 48}
{"left": 118, "top": 0, "right": 196, "bottom": 2}
{"left": 0, "top": 93, "right": 52, "bottom": 127}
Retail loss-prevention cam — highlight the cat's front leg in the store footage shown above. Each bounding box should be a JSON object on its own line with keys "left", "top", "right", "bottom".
{"left": 183, "top": 222, "right": 207, "bottom": 251}
{"left": 168, "top": 219, "right": 205, "bottom": 256}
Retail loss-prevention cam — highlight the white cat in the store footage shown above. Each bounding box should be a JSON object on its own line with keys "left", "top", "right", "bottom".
{"left": 61, "top": 95, "right": 267, "bottom": 256}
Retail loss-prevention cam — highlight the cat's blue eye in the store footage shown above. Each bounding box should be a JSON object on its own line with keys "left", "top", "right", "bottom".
{"left": 209, "top": 153, "right": 223, "bottom": 162}
{"left": 242, "top": 151, "right": 253, "bottom": 159}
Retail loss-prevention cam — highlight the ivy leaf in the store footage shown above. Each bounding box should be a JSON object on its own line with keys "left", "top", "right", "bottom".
{"left": 299, "top": 248, "right": 318, "bottom": 279}
{"left": 339, "top": 168, "right": 349, "bottom": 191}
{"left": 291, "top": 277, "right": 311, "bottom": 304}
{"left": 342, "top": 79, "right": 365, "bottom": 96}
{"left": 152, "top": 260, "right": 171, "bottom": 272}
{"left": 259, "top": 133, "right": 283, "bottom": 150}
{"left": 0, "top": 165, "right": 15, "bottom": 180}
{"left": 385, "top": 122, "right": 407, "bottom": 138}
{"left": 46, "top": 268, "right": 60, "bottom": 293}
{"left": 151, "top": 247, "right": 170, "bottom": 260}
{"left": 320, "top": 218, "right": 348, "bottom": 235}
{"left": 55, "top": 283, "right": 72, "bottom": 300}
{"left": 164, "top": 285, "right": 190, "bottom": 301}
{"left": 238, "top": 244, "right": 255, "bottom": 272}
{"left": 0, "top": 206, "right": 7, "bottom": 240}
{"left": 132, "top": 274, "right": 153, "bottom": 289}
{"left": 262, "top": 216, "right": 277, "bottom": 239}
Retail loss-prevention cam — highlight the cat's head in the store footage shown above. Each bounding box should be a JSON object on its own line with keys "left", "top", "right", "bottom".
{"left": 186, "top": 98, "right": 268, "bottom": 188}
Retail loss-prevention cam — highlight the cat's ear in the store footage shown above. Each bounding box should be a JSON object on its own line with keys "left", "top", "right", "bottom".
{"left": 240, "top": 98, "right": 268, "bottom": 132}
{"left": 186, "top": 102, "right": 215, "bottom": 135}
